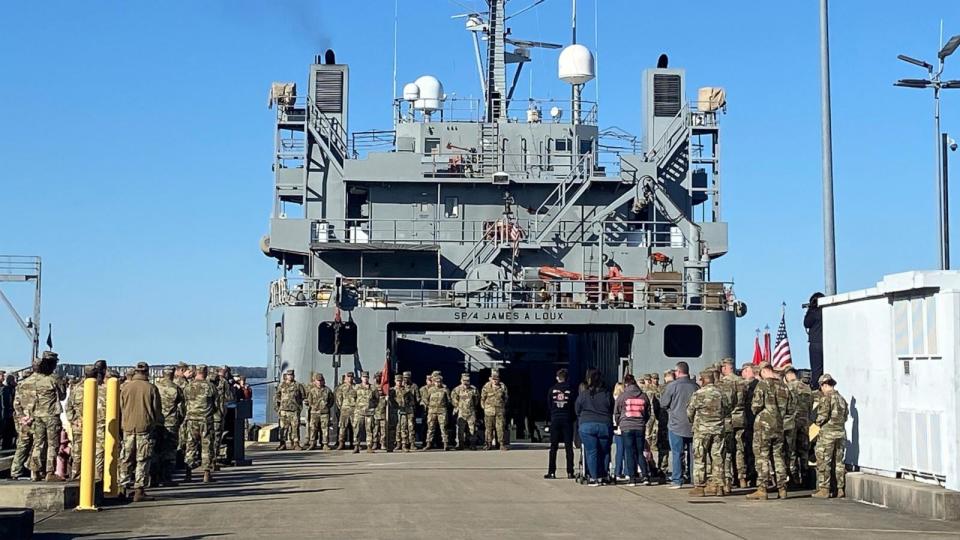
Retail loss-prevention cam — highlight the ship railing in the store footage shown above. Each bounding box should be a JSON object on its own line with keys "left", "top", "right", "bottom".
{"left": 270, "top": 276, "right": 736, "bottom": 312}
{"left": 392, "top": 97, "right": 598, "bottom": 125}
{"left": 275, "top": 96, "right": 308, "bottom": 124}
{"left": 308, "top": 218, "right": 685, "bottom": 249}
{"left": 417, "top": 149, "right": 598, "bottom": 180}
{"left": 688, "top": 99, "right": 724, "bottom": 129}
{"left": 349, "top": 129, "right": 396, "bottom": 159}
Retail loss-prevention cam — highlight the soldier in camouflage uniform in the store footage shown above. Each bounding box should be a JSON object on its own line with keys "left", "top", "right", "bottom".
{"left": 451, "top": 373, "right": 479, "bottom": 450}
{"left": 372, "top": 383, "right": 390, "bottom": 451}
{"left": 352, "top": 371, "right": 378, "bottom": 453}
{"left": 275, "top": 369, "right": 305, "bottom": 450}
{"left": 183, "top": 364, "right": 216, "bottom": 483}
{"left": 643, "top": 373, "right": 663, "bottom": 477}
{"left": 812, "top": 374, "right": 848, "bottom": 498}
{"left": 10, "top": 367, "right": 37, "bottom": 480}
{"left": 155, "top": 365, "right": 185, "bottom": 486}
{"left": 335, "top": 372, "right": 358, "bottom": 450}
{"left": 687, "top": 371, "right": 730, "bottom": 497}
{"left": 207, "top": 369, "right": 226, "bottom": 462}
{"left": 421, "top": 372, "right": 450, "bottom": 451}
{"left": 481, "top": 370, "right": 509, "bottom": 451}
{"left": 174, "top": 363, "right": 190, "bottom": 464}
{"left": 305, "top": 373, "right": 334, "bottom": 450}
{"left": 395, "top": 372, "right": 416, "bottom": 452}
{"left": 780, "top": 367, "right": 799, "bottom": 486}
{"left": 65, "top": 365, "right": 99, "bottom": 480}
{"left": 119, "top": 362, "right": 161, "bottom": 501}
{"left": 215, "top": 366, "right": 237, "bottom": 461}
{"left": 31, "top": 352, "right": 64, "bottom": 481}
{"left": 740, "top": 363, "right": 759, "bottom": 486}
{"left": 717, "top": 358, "right": 748, "bottom": 489}
{"left": 746, "top": 365, "right": 790, "bottom": 500}
{"left": 791, "top": 371, "right": 815, "bottom": 484}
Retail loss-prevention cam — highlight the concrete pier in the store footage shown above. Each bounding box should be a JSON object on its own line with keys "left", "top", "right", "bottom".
{"left": 28, "top": 444, "right": 960, "bottom": 539}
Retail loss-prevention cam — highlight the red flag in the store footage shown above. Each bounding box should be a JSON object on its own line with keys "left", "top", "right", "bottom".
{"left": 379, "top": 353, "right": 391, "bottom": 396}
{"left": 762, "top": 326, "right": 772, "bottom": 362}
{"left": 752, "top": 332, "right": 763, "bottom": 365}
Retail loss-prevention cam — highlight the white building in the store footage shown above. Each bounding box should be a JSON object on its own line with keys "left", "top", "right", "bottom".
{"left": 820, "top": 271, "right": 960, "bottom": 491}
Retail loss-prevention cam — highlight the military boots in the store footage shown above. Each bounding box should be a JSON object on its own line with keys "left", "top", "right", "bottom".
{"left": 739, "top": 478, "right": 750, "bottom": 489}
{"left": 203, "top": 471, "right": 212, "bottom": 483}
{"left": 353, "top": 446, "right": 360, "bottom": 454}
{"left": 276, "top": 442, "right": 287, "bottom": 451}
{"left": 836, "top": 489, "right": 845, "bottom": 498}
{"left": 335, "top": 441, "right": 345, "bottom": 450}
{"left": 184, "top": 469, "right": 192, "bottom": 482}
{"left": 367, "top": 445, "right": 374, "bottom": 453}
{"left": 703, "top": 484, "right": 719, "bottom": 496}
{"left": 777, "top": 487, "right": 788, "bottom": 499}
{"left": 811, "top": 488, "right": 831, "bottom": 498}
{"left": 132, "top": 487, "right": 145, "bottom": 502}
{"left": 745, "top": 487, "right": 768, "bottom": 500}
{"left": 689, "top": 486, "right": 705, "bottom": 497}
{"left": 44, "top": 472, "right": 58, "bottom": 482}
{"left": 292, "top": 443, "right": 303, "bottom": 451}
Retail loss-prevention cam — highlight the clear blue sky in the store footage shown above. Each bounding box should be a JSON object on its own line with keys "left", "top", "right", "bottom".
{"left": 1, "top": 1, "right": 958, "bottom": 368}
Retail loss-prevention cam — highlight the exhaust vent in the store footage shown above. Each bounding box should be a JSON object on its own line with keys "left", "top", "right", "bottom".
{"left": 314, "top": 70, "right": 344, "bottom": 113}
{"left": 653, "top": 74, "right": 682, "bottom": 117}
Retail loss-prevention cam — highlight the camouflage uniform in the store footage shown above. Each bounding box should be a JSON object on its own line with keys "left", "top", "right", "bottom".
{"left": 814, "top": 379, "right": 848, "bottom": 495}
{"left": 214, "top": 369, "right": 236, "bottom": 460}
{"left": 788, "top": 378, "right": 814, "bottom": 482}
{"left": 394, "top": 374, "right": 416, "bottom": 451}
{"left": 336, "top": 378, "right": 358, "bottom": 448}
{"left": 275, "top": 371, "right": 305, "bottom": 449}
{"left": 352, "top": 375, "right": 378, "bottom": 452}
{"left": 183, "top": 368, "right": 216, "bottom": 474}
{"left": 208, "top": 372, "right": 227, "bottom": 459}
{"left": 155, "top": 370, "right": 185, "bottom": 483}
{"left": 10, "top": 375, "right": 37, "bottom": 478}
{"left": 30, "top": 371, "right": 64, "bottom": 477}
{"left": 741, "top": 370, "right": 759, "bottom": 484}
{"left": 781, "top": 376, "right": 799, "bottom": 484}
{"left": 451, "top": 374, "right": 479, "bottom": 449}
{"left": 687, "top": 375, "right": 729, "bottom": 493}
{"left": 717, "top": 370, "right": 748, "bottom": 487}
{"left": 373, "top": 386, "right": 390, "bottom": 451}
{"left": 644, "top": 378, "right": 661, "bottom": 470}
{"left": 750, "top": 376, "right": 789, "bottom": 494}
{"left": 305, "top": 376, "right": 334, "bottom": 449}
{"left": 65, "top": 368, "right": 103, "bottom": 480}
{"left": 481, "top": 373, "right": 509, "bottom": 450}
{"left": 423, "top": 374, "right": 450, "bottom": 450}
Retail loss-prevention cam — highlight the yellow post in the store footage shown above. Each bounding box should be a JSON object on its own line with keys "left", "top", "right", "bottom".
{"left": 103, "top": 377, "right": 120, "bottom": 498}
{"left": 75, "top": 378, "right": 99, "bottom": 511}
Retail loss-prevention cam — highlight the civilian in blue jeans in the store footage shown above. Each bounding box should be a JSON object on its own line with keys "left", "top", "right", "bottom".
{"left": 575, "top": 369, "right": 614, "bottom": 485}
{"left": 659, "top": 361, "right": 699, "bottom": 487}
{"left": 614, "top": 374, "right": 652, "bottom": 485}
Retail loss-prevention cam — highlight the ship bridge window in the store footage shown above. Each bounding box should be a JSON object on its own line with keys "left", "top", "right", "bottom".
{"left": 663, "top": 324, "right": 702, "bottom": 358}
{"left": 424, "top": 137, "right": 441, "bottom": 155}
{"left": 555, "top": 138, "right": 571, "bottom": 152}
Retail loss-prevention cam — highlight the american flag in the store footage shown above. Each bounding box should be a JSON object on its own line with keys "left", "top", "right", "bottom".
{"left": 771, "top": 311, "right": 792, "bottom": 368}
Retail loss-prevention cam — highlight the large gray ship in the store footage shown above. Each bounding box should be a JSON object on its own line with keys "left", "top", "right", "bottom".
{"left": 261, "top": 0, "right": 744, "bottom": 427}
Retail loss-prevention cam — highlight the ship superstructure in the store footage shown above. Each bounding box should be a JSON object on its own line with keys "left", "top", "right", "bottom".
{"left": 262, "top": 1, "right": 744, "bottom": 425}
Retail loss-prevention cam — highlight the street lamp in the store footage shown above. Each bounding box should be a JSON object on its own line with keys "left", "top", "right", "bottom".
{"left": 895, "top": 35, "right": 960, "bottom": 270}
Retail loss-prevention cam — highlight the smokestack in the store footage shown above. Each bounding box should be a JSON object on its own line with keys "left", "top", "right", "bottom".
{"left": 324, "top": 49, "right": 336, "bottom": 65}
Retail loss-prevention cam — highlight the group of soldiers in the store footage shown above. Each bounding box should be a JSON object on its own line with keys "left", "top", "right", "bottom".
{"left": 8, "top": 352, "right": 243, "bottom": 502}
{"left": 670, "top": 359, "right": 848, "bottom": 500}
{"left": 275, "top": 368, "right": 510, "bottom": 453}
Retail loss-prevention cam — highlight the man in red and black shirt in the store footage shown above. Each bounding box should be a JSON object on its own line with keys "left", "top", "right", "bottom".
{"left": 545, "top": 368, "right": 576, "bottom": 479}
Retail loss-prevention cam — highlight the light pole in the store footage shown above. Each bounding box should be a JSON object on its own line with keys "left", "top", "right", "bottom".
{"left": 819, "top": 0, "right": 837, "bottom": 295}
{"left": 894, "top": 34, "right": 960, "bottom": 270}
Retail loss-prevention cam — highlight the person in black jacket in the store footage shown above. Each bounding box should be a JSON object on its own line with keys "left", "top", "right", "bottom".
{"left": 575, "top": 368, "right": 614, "bottom": 486}
{"left": 804, "top": 292, "right": 825, "bottom": 389}
{"left": 545, "top": 368, "right": 575, "bottom": 479}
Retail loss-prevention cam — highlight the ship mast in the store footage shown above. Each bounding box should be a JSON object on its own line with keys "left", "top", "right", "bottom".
{"left": 485, "top": 0, "right": 507, "bottom": 122}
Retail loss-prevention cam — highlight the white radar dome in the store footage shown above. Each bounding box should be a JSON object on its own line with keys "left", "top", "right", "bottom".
{"left": 413, "top": 75, "right": 444, "bottom": 112}
{"left": 402, "top": 82, "right": 420, "bottom": 102}
{"left": 558, "top": 44, "right": 595, "bottom": 85}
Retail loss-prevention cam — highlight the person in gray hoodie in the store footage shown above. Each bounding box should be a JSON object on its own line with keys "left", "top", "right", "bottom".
{"left": 613, "top": 374, "right": 651, "bottom": 485}
{"left": 660, "top": 361, "right": 699, "bottom": 487}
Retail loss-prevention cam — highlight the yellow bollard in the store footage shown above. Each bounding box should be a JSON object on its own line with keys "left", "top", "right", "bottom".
{"left": 103, "top": 377, "right": 120, "bottom": 498}
{"left": 75, "top": 378, "right": 99, "bottom": 511}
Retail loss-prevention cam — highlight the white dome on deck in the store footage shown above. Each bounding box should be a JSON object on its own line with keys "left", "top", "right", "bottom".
{"left": 558, "top": 44, "right": 595, "bottom": 85}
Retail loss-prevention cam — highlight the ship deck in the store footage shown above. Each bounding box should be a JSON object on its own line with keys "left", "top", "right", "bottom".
{"left": 32, "top": 444, "right": 960, "bottom": 539}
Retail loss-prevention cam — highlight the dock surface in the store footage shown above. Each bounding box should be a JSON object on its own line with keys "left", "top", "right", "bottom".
{"left": 32, "top": 444, "right": 960, "bottom": 539}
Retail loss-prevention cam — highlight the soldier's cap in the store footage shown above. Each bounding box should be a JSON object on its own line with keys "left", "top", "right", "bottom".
{"left": 818, "top": 373, "right": 836, "bottom": 385}
{"left": 394, "top": 374, "right": 402, "bottom": 380}
{"left": 662, "top": 370, "right": 672, "bottom": 377}
{"left": 312, "top": 373, "right": 323, "bottom": 381}
{"left": 434, "top": 374, "right": 443, "bottom": 381}
{"left": 83, "top": 365, "right": 98, "bottom": 378}
{"left": 720, "top": 358, "right": 735, "bottom": 367}
{"left": 135, "top": 361, "right": 149, "bottom": 372}
{"left": 345, "top": 372, "right": 354, "bottom": 378}
{"left": 162, "top": 366, "right": 175, "bottom": 375}
{"left": 431, "top": 370, "right": 441, "bottom": 377}
{"left": 177, "top": 361, "right": 188, "bottom": 369}
{"left": 461, "top": 373, "right": 470, "bottom": 381}
{"left": 491, "top": 372, "right": 500, "bottom": 379}
{"left": 402, "top": 371, "right": 412, "bottom": 378}
{"left": 783, "top": 367, "right": 797, "bottom": 376}
{"left": 651, "top": 373, "right": 659, "bottom": 380}
{"left": 42, "top": 351, "right": 59, "bottom": 360}
{"left": 196, "top": 364, "right": 208, "bottom": 373}
{"left": 284, "top": 369, "right": 295, "bottom": 376}
{"left": 361, "top": 371, "right": 369, "bottom": 378}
